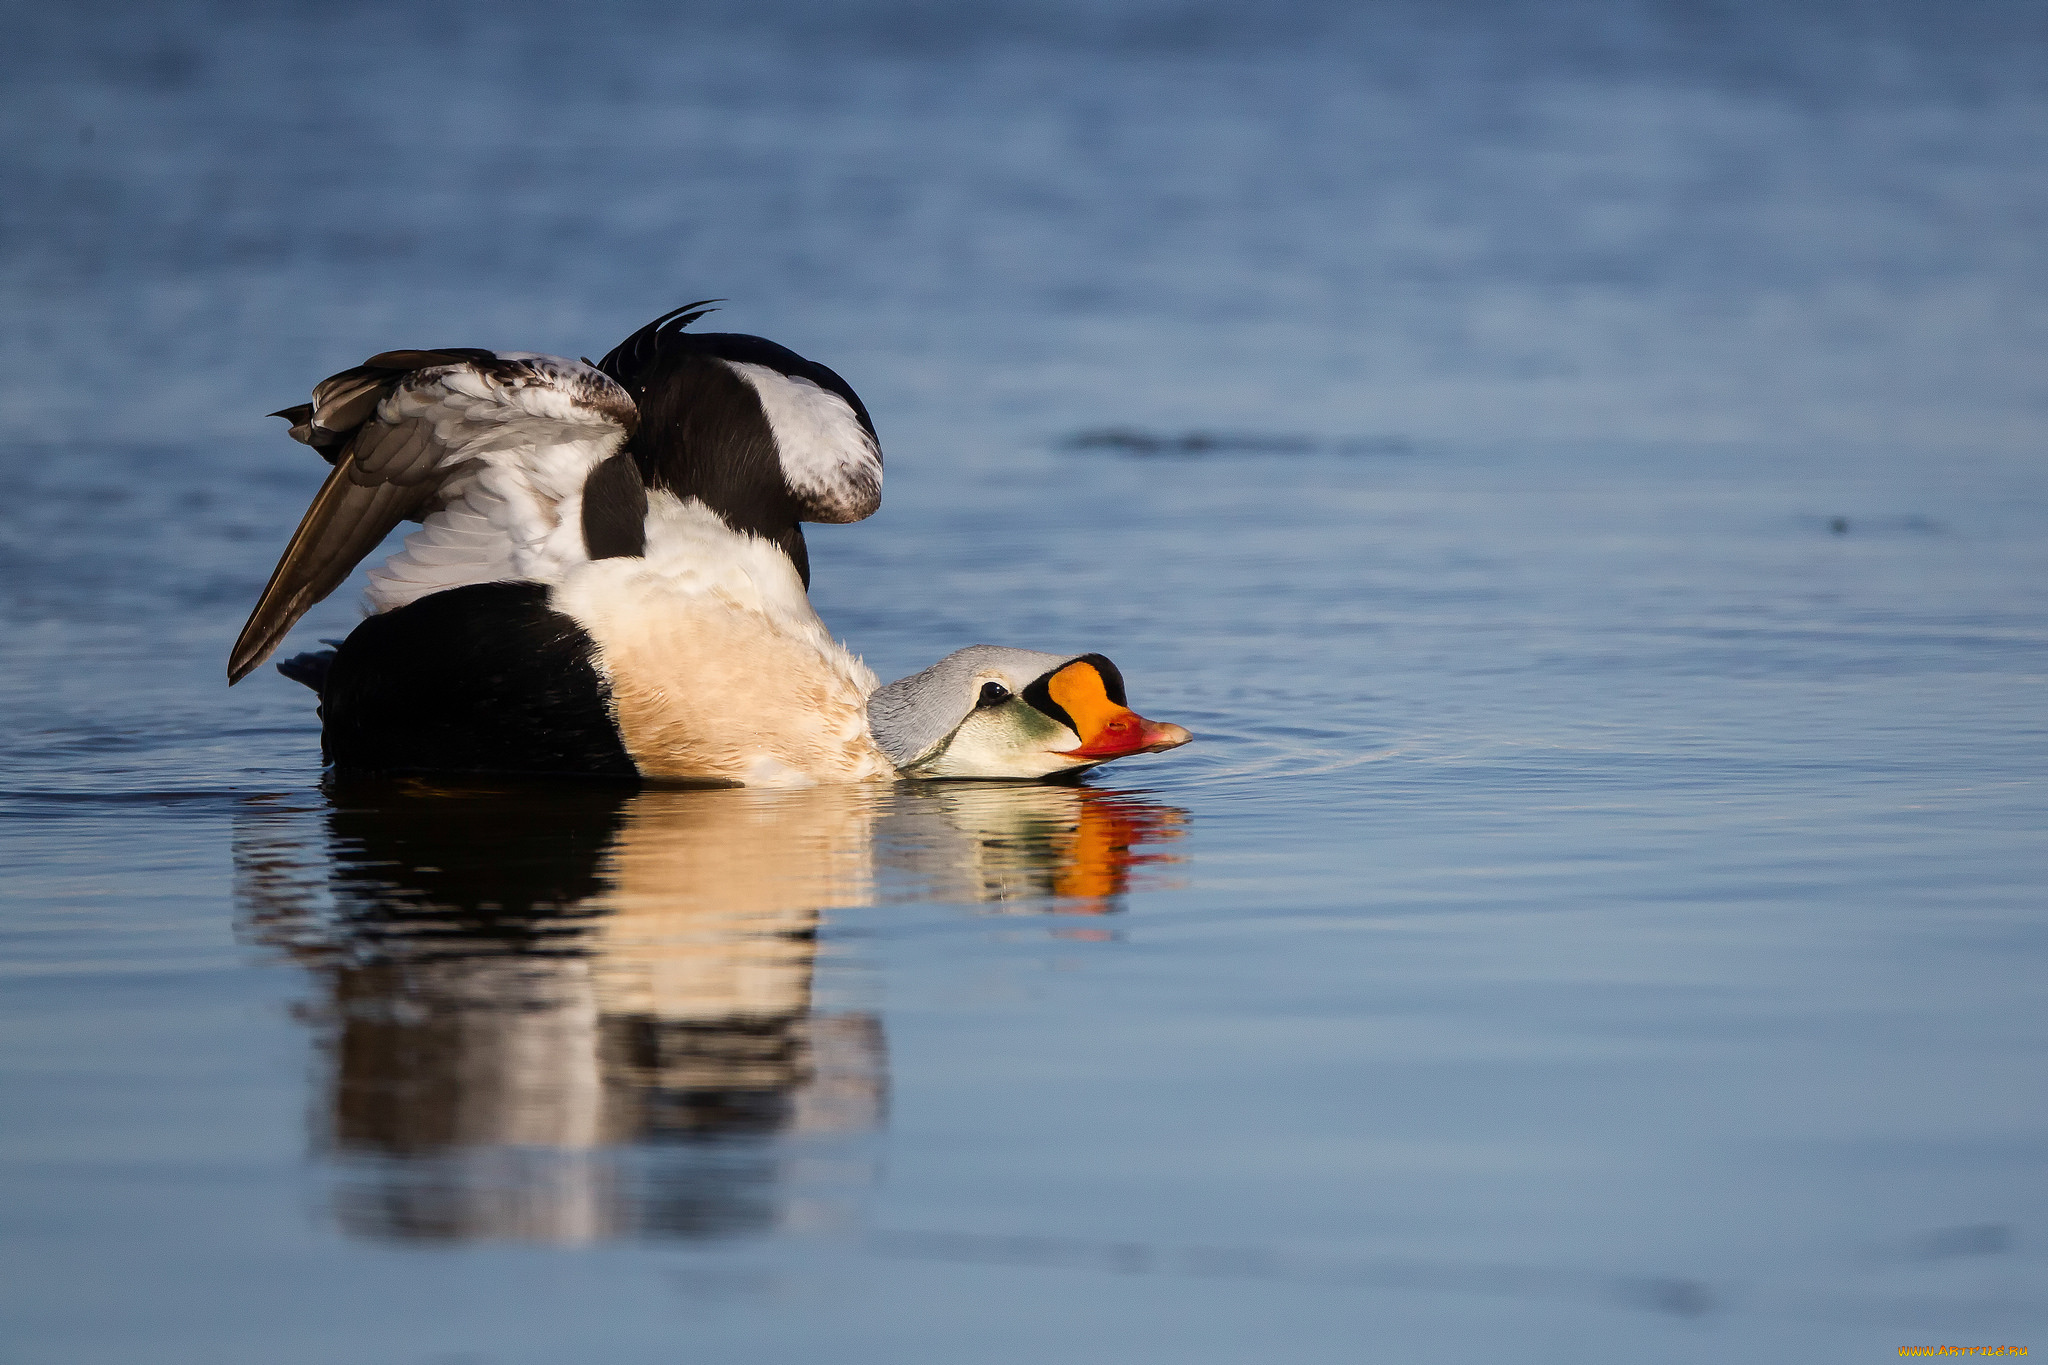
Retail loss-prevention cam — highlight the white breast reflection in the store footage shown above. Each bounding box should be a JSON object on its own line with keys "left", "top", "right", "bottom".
{"left": 234, "top": 779, "right": 1186, "bottom": 1246}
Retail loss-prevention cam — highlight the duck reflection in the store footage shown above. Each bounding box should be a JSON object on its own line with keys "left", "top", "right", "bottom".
{"left": 234, "top": 779, "right": 1186, "bottom": 1245}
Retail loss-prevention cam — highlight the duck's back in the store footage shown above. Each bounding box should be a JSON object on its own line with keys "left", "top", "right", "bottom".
{"left": 320, "top": 581, "right": 641, "bottom": 781}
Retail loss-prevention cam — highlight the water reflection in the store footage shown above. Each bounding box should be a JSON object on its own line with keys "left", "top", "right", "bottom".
{"left": 234, "top": 780, "right": 1186, "bottom": 1245}
{"left": 885, "top": 782, "right": 1187, "bottom": 915}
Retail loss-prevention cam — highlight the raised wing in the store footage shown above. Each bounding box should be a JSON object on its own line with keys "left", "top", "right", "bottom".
{"left": 229, "top": 351, "right": 637, "bottom": 684}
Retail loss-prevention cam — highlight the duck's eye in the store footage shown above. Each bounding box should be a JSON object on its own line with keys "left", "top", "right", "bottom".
{"left": 977, "top": 681, "right": 1011, "bottom": 708}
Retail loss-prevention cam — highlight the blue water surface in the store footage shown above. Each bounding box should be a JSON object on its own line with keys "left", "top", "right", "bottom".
{"left": 2, "top": 2, "right": 2045, "bottom": 1360}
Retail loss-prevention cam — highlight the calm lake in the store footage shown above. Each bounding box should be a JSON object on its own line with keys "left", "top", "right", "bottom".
{"left": 3, "top": 1, "right": 2045, "bottom": 1360}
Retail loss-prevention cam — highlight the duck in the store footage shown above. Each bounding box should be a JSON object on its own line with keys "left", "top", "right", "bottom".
{"left": 231, "top": 307, "right": 1190, "bottom": 786}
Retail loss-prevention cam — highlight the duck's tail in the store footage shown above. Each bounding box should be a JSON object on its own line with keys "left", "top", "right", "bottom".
{"left": 276, "top": 642, "right": 343, "bottom": 693}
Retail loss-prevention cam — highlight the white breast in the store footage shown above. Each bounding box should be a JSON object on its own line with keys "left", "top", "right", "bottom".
{"left": 547, "top": 494, "right": 893, "bottom": 788}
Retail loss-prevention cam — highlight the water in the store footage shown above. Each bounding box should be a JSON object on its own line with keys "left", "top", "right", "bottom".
{"left": 3, "top": 2, "right": 2046, "bottom": 1359}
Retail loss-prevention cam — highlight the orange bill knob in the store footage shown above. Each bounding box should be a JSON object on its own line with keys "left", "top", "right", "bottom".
{"left": 1045, "top": 659, "right": 1193, "bottom": 760}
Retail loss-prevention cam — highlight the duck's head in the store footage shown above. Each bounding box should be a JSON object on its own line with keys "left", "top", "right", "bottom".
{"left": 868, "top": 646, "right": 1191, "bottom": 780}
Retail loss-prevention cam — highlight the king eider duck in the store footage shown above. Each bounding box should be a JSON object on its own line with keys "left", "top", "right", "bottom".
{"left": 229, "top": 306, "right": 1190, "bottom": 786}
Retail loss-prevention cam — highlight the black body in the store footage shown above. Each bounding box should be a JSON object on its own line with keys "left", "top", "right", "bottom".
{"left": 318, "top": 582, "right": 639, "bottom": 781}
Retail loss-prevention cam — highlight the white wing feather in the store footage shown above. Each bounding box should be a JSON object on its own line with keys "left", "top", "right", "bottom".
{"left": 364, "top": 355, "right": 630, "bottom": 611}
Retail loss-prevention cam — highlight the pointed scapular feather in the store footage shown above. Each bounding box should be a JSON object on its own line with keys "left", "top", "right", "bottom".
{"left": 595, "top": 300, "right": 723, "bottom": 386}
